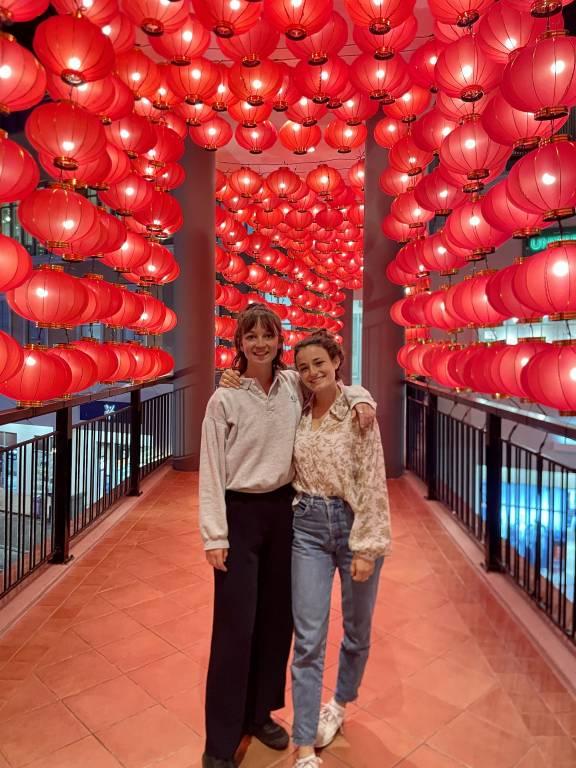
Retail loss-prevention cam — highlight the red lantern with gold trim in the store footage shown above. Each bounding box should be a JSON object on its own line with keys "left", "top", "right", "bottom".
{"left": 189, "top": 116, "right": 233, "bottom": 150}
{"left": 192, "top": 0, "right": 261, "bottom": 38}
{"left": 0, "top": 34, "right": 46, "bottom": 114}
{"left": 6, "top": 265, "right": 89, "bottom": 328}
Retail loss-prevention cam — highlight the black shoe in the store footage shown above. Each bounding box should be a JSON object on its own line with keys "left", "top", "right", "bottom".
{"left": 202, "top": 753, "right": 236, "bottom": 768}
{"left": 249, "top": 718, "right": 289, "bottom": 750}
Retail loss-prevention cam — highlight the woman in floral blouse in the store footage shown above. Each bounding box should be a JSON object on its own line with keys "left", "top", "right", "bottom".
{"left": 290, "top": 330, "right": 391, "bottom": 768}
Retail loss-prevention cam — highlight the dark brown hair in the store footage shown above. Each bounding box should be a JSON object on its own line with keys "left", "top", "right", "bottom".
{"left": 294, "top": 330, "right": 344, "bottom": 380}
{"left": 233, "top": 303, "right": 286, "bottom": 375}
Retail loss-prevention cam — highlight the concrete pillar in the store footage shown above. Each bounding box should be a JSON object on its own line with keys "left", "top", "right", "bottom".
{"left": 339, "top": 290, "right": 353, "bottom": 384}
{"left": 361, "top": 116, "right": 405, "bottom": 477}
{"left": 169, "top": 144, "right": 215, "bottom": 471}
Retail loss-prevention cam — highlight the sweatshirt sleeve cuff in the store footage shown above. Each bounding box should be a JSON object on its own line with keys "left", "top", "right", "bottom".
{"left": 204, "top": 539, "right": 230, "bottom": 551}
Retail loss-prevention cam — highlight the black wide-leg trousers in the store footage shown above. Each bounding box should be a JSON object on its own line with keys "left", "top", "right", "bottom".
{"left": 205, "top": 484, "right": 294, "bottom": 759}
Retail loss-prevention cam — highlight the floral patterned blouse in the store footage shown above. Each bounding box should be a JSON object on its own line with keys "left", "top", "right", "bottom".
{"left": 293, "top": 386, "right": 392, "bottom": 560}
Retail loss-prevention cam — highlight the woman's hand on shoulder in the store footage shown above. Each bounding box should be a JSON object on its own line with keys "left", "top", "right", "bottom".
{"left": 353, "top": 403, "right": 376, "bottom": 431}
{"left": 219, "top": 370, "right": 242, "bottom": 389}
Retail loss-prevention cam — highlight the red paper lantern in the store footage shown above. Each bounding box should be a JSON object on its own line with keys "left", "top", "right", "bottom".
{"left": 388, "top": 135, "right": 433, "bottom": 177}
{"left": 26, "top": 101, "right": 106, "bottom": 171}
{"left": 435, "top": 20, "right": 468, "bottom": 44}
{"left": 278, "top": 120, "right": 321, "bottom": 154}
{"left": 0, "top": 0, "right": 48, "bottom": 22}
{"left": 115, "top": 48, "right": 160, "bottom": 100}
{"left": 236, "top": 121, "right": 277, "bottom": 154}
{"left": 192, "top": 0, "right": 261, "bottom": 38}
{"left": 127, "top": 291, "right": 166, "bottom": 333}
{"left": 521, "top": 343, "right": 576, "bottom": 414}
{"left": 98, "top": 172, "right": 154, "bottom": 215}
{"left": 295, "top": 56, "right": 350, "bottom": 106}
{"left": 446, "top": 271, "right": 509, "bottom": 327}
{"left": 506, "top": 137, "right": 576, "bottom": 221}
{"left": 494, "top": 338, "right": 549, "bottom": 399}
{"left": 0, "top": 330, "right": 23, "bottom": 386}
{"left": 287, "top": 96, "right": 327, "bottom": 126}
{"left": 131, "top": 241, "right": 175, "bottom": 283}
{"left": 353, "top": 15, "right": 417, "bottom": 60}
{"left": 428, "top": 0, "right": 492, "bottom": 27}
{"left": 148, "top": 306, "right": 177, "bottom": 334}
{"left": 101, "top": 13, "right": 136, "bottom": 56}
{"left": 106, "top": 113, "right": 157, "bottom": 159}
{"left": 0, "top": 234, "right": 32, "bottom": 290}
{"left": 374, "top": 116, "right": 409, "bottom": 149}
{"left": 52, "top": 0, "right": 116, "bottom": 24}
{"left": 266, "top": 167, "right": 302, "bottom": 198}
{"left": 414, "top": 170, "right": 465, "bottom": 216}
{"left": 69, "top": 338, "right": 116, "bottom": 381}
{"left": 0, "top": 131, "right": 38, "bottom": 203}
{"left": 229, "top": 99, "right": 272, "bottom": 127}
{"left": 101, "top": 231, "right": 150, "bottom": 272}
{"left": 324, "top": 120, "right": 367, "bottom": 154}
{"left": 391, "top": 192, "right": 435, "bottom": 230}
{"left": 395, "top": 239, "right": 428, "bottom": 275}
{"left": 147, "top": 13, "right": 209, "bottom": 62}
{"left": 33, "top": 14, "right": 114, "bottom": 86}
{"left": 189, "top": 116, "right": 233, "bottom": 150}
{"left": 103, "top": 287, "right": 146, "bottom": 327}
{"left": 265, "top": 0, "right": 332, "bottom": 41}
{"left": 99, "top": 76, "right": 134, "bottom": 123}
{"left": 285, "top": 10, "right": 347, "bottom": 62}
{"left": 502, "top": 32, "right": 576, "bottom": 121}
{"left": 344, "top": 0, "right": 413, "bottom": 34}
{"left": 439, "top": 115, "right": 512, "bottom": 189}
{"left": 423, "top": 290, "right": 464, "bottom": 331}
{"left": 420, "top": 231, "right": 467, "bottom": 274}
{"left": 512, "top": 241, "right": 576, "bottom": 318}
{"left": 333, "top": 93, "right": 379, "bottom": 126}
{"left": 435, "top": 35, "right": 504, "bottom": 102}
{"left": 217, "top": 17, "right": 279, "bottom": 66}
{"left": 48, "top": 345, "right": 98, "bottom": 395}
{"left": 18, "top": 186, "right": 97, "bottom": 256}
{"left": 385, "top": 84, "right": 431, "bottom": 122}
{"left": 45, "top": 72, "right": 112, "bottom": 116}
{"left": 81, "top": 273, "right": 123, "bottom": 320}
{"left": 272, "top": 62, "right": 301, "bottom": 111}
{"left": 0, "top": 345, "right": 71, "bottom": 406}
{"left": 481, "top": 90, "right": 567, "bottom": 151}
{"left": 6, "top": 265, "right": 89, "bottom": 328}
{"left": 445, "top": 198, "right": 509, "bottom": 258}
{"left": 481, "top": 180, "right": 546, "bottom": 238}
{"left": 306, "top": 164, "right": 343, "bottom": 198}
{"left": 436, "top": 89, "right": 489, "bottom": 122}
{"left": 408, "top": 38, "right": 446, "bottom": 92}
{"left": 350, "top": 53, "right": 409, "bottom": 102}
{"left": 477, "top": 3, "right": 539, "bottom": 64}
{"left": 0, "top": 34, "right": 46, "bottom": 114}
{"left": 381, "top": 214, "right": 422, "bottom": 243}
{"left": 228, "top": 58, "right": 282, "bottom": 106}
{"left": 385, "top": 259, "right": 419, "bottom": 285}
{"left": 229, "top": 166, "right": 263, "bottom": 198}
{"left": 484, "top": 262, "right": 542, "bottom": 322}
{"left": 123, "top": 0, "right": 189, "bottom": 36}
{"left": 133, "top": 190, "right": 183, "bottom": 235}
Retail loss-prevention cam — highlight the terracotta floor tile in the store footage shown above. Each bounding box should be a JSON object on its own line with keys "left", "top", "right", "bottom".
{"left": 124, "top": 596, "right": 188, "bottom": 628}
{"left": 513, "top": 747, "right": 550, "bottom": 768}
{"left": 468, "top": 686, "right": 532, "bottom": 739}
{"left": 0, "top": 673, "right": 57, "bottom": 723}
{"left": 24, "top": 735, "right": 124, "bottom": 768}
{"left": 142, "top": 568, "right": 203, "bottom": 594}
{"left": 153, "top": 612, "right": 203, "bottom": 650}
{"left": 363, "top": 682, "right": 461, "bottom": 740}
{"left": 389, "top": 619, "right": 469, "bottom": 657}
{"left": 0, "top": 701, "right": 88, "bottom": 767}
{"left": 101, "top": 580, "right": 165, "bottom": 610}
{"left": 98, "top": 628, "right": 176, "bottom": 672}
{"left": 394, "top": 744, "right": 466, "bottom": 768}
{"left": 534, "top": 733, "right": 576, "bottom": 767}
{"left": 406, "top": 657, "right": 496, "bottom": 709}
{"left": 96, "top": 704, "right": 200, "bottom": 768}
{"left": 128, "top": 651, "right": 205, "bottom": 702}
{"left": 428, "top": 711, "right": 533, "bottom": 768}
{"left": 327, "top": 712, "right": 421, "bottom": 768}
{"left": 36, "top": 650, "right": 120, "bottom": 698}
{"left": 63, "top": 674, "right": 156, "bottom": 731}
{"left": 71, "top": 611, "right": 144, "bottom": 648}
{"left": 163, "top": 683, "right": 205, "bottom": 737}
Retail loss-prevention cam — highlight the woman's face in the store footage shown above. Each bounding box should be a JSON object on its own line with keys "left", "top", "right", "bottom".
{"left": 241, "top": 320, "right": 279, "bottom": 369}
{"left": 295, "top": 345, "right": 340, "bottom": 393}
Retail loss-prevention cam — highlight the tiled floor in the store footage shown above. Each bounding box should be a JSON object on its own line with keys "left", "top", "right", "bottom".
{"left": 0, "top": 470, "right": 575, "bottom": 768}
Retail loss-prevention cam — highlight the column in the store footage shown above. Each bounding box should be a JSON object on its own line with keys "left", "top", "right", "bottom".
{"left": 169, "top": 143, "right": 216, "bottom": 471}
{"left": 361, "top": 116, "right": 405, "bottom": 477}
{"left": 339, "top": 290, "right": 353, "bottom": 384}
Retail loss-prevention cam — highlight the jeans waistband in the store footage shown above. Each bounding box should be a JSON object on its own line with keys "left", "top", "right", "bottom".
{"left": 299, "top": 492, "right": 344, "bottom": 504}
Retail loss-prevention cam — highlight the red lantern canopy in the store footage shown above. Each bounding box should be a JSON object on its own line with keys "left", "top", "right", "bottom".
{"left": 0, "top": 34, "right": 46, "bottom": 114}
{"left": 414, "top": 170, "right": 465, "bottom": 216}
{"left": 0, "top": 345, "right": 71, "bottom": 406}
{"left": 324, "top": 120, "right": 367, "bottom": 154}
{"left": 295, "top": 56, "right": 350, "bottom": 106}
{"left": 98, "top": 172, "right": 153, "bottom": 216}
{"left": 287, "top": 96, "right": 327, "bottom": 126}
{"left": 481, "top": 180, "right": 546, "bottom": 238}
{"left": 123, "top": 0, "right": 189, "bottom": 36}
{"left": 101, "top": 13, "right": 136, "bottom": 56}
{"left": 333, "top": 93, "right": 379, "bottom": 126}
{"left": 0, "top": 131, "right": 38, "bottom": 203}
{"left": 235, "top": 121, "right": 277, "bottom": 153}
{"left": 0, "top": 0, "right": 48, "bottom": 22}
{"left": 18, "top": 186, "right": 97, "bottom": 256}
{"left": 350, "top": 53, "right": 409, "bottom": 102}
{"left": 423, "top": 289, "right": 465, "bottom": 331}
{"left": 484, "top": 262, "right": 542, "bottom": 322}
{"left": 101, "top": 231, "right": 150, "bottom": 272}
{"left": 102, "top": 287, "right": 145, "bottom": 327}
{"left": 285, "top": 10, "right": 346, "bottom": 64}
{"left": 99, "top": 76, "right": 134, "bottom": 124}
{"left": 506, "top": 137, "right": 576, "bottom": 221}
{"left": 435, "top": 89, "right": 489, "bottom": 122}
{"left": 266, "top": 0, "right": 334, "bottom": 40}
{"left": 521, "top": 343, "right": 576, "bottom": 415}
{"left": 189, "top": 116, "right": 233, "bottom": 150}
{"left": 70, "top": 337, "right": 120, "bottom": 381}
{"left": 266, "top": 167, "right": 302, "bottom": 198}
{"left": 409, "top": 38, "right": 447, "bottom": 92}
{"left": 271, "top": 62, "right": 300, "bottom": 111}
{"left": 52, "top": 0, "right": 116, "bottom": 24}
{"left": 167, "top": 57, "right": 219, "bottom": 105}
{"left": 385, "top": 259, "right": 419, "bottom": 285}
{"left": 344, "top": 0, "right": 413, "bottom": 35}
{"left": 494, "top": 338, "right": 549, "bottom": 399}
{"left": 381, "top": 214, "right": 422, "bottom": 243}
{"left": 391, "top": 192, "right": 435, "bottom": 230}
{"left": 45, "top": 71, "right": 113, "bottom": 116}
{"left": 0, "top": 234, "right": 32, "bottom": 290}
{"left": 374, "top": 116, "right": 409, "bottom": 149}
{"left": 482, "top": 91, "right": 568, "bottom": 151}
{"left": 385, "top": 84, "right": 431, "bottom": 122}
{"left": 133, "top": 190, "right": 183, "bottom": 235}
{"left": 502, "top": 31, "right": 576, "bottom": 122}
{"left": 26, "top": 101, "right": 106, "bottom": 171}
{"left": 445, "top": 197, "right": 509, "bottom": 258}
{"left": 48, "top": 345, "right": 98, "bottom": 395}
{"left": 6, "top": 265, "right": 89, "bottom": 328}
{"left": 229, "top": 99, "right": 272, "bottom": 127}
{"left": 217, "top": 17, "right": 279, "bottom": 67}
{"left": 428, "top": 0, "right": 492, "bottom": 27}
{"left": 115, "top": 48, "right": 161, "bottom": 100}
{"left": 306, "top": 164, "right": 342, "bottom": 198}
{"left": 446, "top": 271, "right": 509, "bottom": 327}
{"left": 228, "top": 59, "right": 282, "bottom": 106}
{"left": 228, "top": 166, "right": 263, "bottom": 198}
{"left": 512, "top": 241, "right": 576, "bottom": 318}
{"left": 353, "top": 15, "right": 417, "bottom": 60}
{"left": 0, "top": 330, "right": 23, "bottom": 385}
{"left": 278, "top": 121, "right": 321, "bottom": 154}
{"left": 148, "top": 12, "right": 209, "bottom": 63}
{"left": 105, "top": 113, "right": 156, "bottom": 160}
{"left": 388, "top": 135, "right": 434, "bottom": 177}
{"left": 477, "top": 3, "right": 539, "bottom": 64}
{"left": 439, "top": 115, "right": 512, "bottom": 190}
{"left": 81, "top": 273, "right": 123, "bottom": 320}
{"left": 191, "top": 0, "right": 261, "bottom": 38}
{"left": 435, "top": 36, "right": 504, "bottom": 102}
{"left": 131, "top": 241, "right": 175, "bottom": 283}
{"left": 420, "top": 231, "right": 467, "bottom": 274}
{"left": 33, "top": 14, "right": 114, "bottom": 86}
{"left": 347, "top": 203, "right": 365, "bottom": 227}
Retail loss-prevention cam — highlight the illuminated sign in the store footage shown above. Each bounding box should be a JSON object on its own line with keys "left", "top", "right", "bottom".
{"left": 526, "top": 230, "right": 576, "bottom": 254}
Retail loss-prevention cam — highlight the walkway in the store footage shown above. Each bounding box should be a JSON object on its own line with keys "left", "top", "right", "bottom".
{"left": 0, "top": 471, "right": 574, "bottom": 768}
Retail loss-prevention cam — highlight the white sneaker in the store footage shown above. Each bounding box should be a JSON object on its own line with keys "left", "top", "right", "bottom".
{"left": 294, "top": 756, "right": 322, "bottom": 768}
{"left": 315, "top": 699, "right": 345, "bottom": 748}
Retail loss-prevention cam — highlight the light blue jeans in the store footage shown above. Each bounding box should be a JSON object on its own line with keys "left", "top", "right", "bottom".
{"left": 291, "top": 494, "right": 384, "bottom": 746}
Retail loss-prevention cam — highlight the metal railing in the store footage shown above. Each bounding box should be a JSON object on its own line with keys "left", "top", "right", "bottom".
{"left": 406, "top": 380, "right": 576, "bottom": 643}
{"left": 0, "top": 382, "right": 174, "bottom": 600}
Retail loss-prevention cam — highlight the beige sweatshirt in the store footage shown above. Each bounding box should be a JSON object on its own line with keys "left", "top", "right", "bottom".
{"left": 199, "top": 369, "right": 375, "bottom": 550}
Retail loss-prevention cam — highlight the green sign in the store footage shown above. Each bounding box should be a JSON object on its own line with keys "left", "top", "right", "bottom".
{"left": 526, "top": 230, "right": 576, "bottom": 254}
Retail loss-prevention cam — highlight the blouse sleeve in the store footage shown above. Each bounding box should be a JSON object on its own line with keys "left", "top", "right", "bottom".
{"left": 342, "top": 384, "right": 377, "bottom": 410}
{"left": 199, "top": 397, "right": 230, "bottom": 551}
{"left": 348, "top": 420, "right": 392, "bottom": 560}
